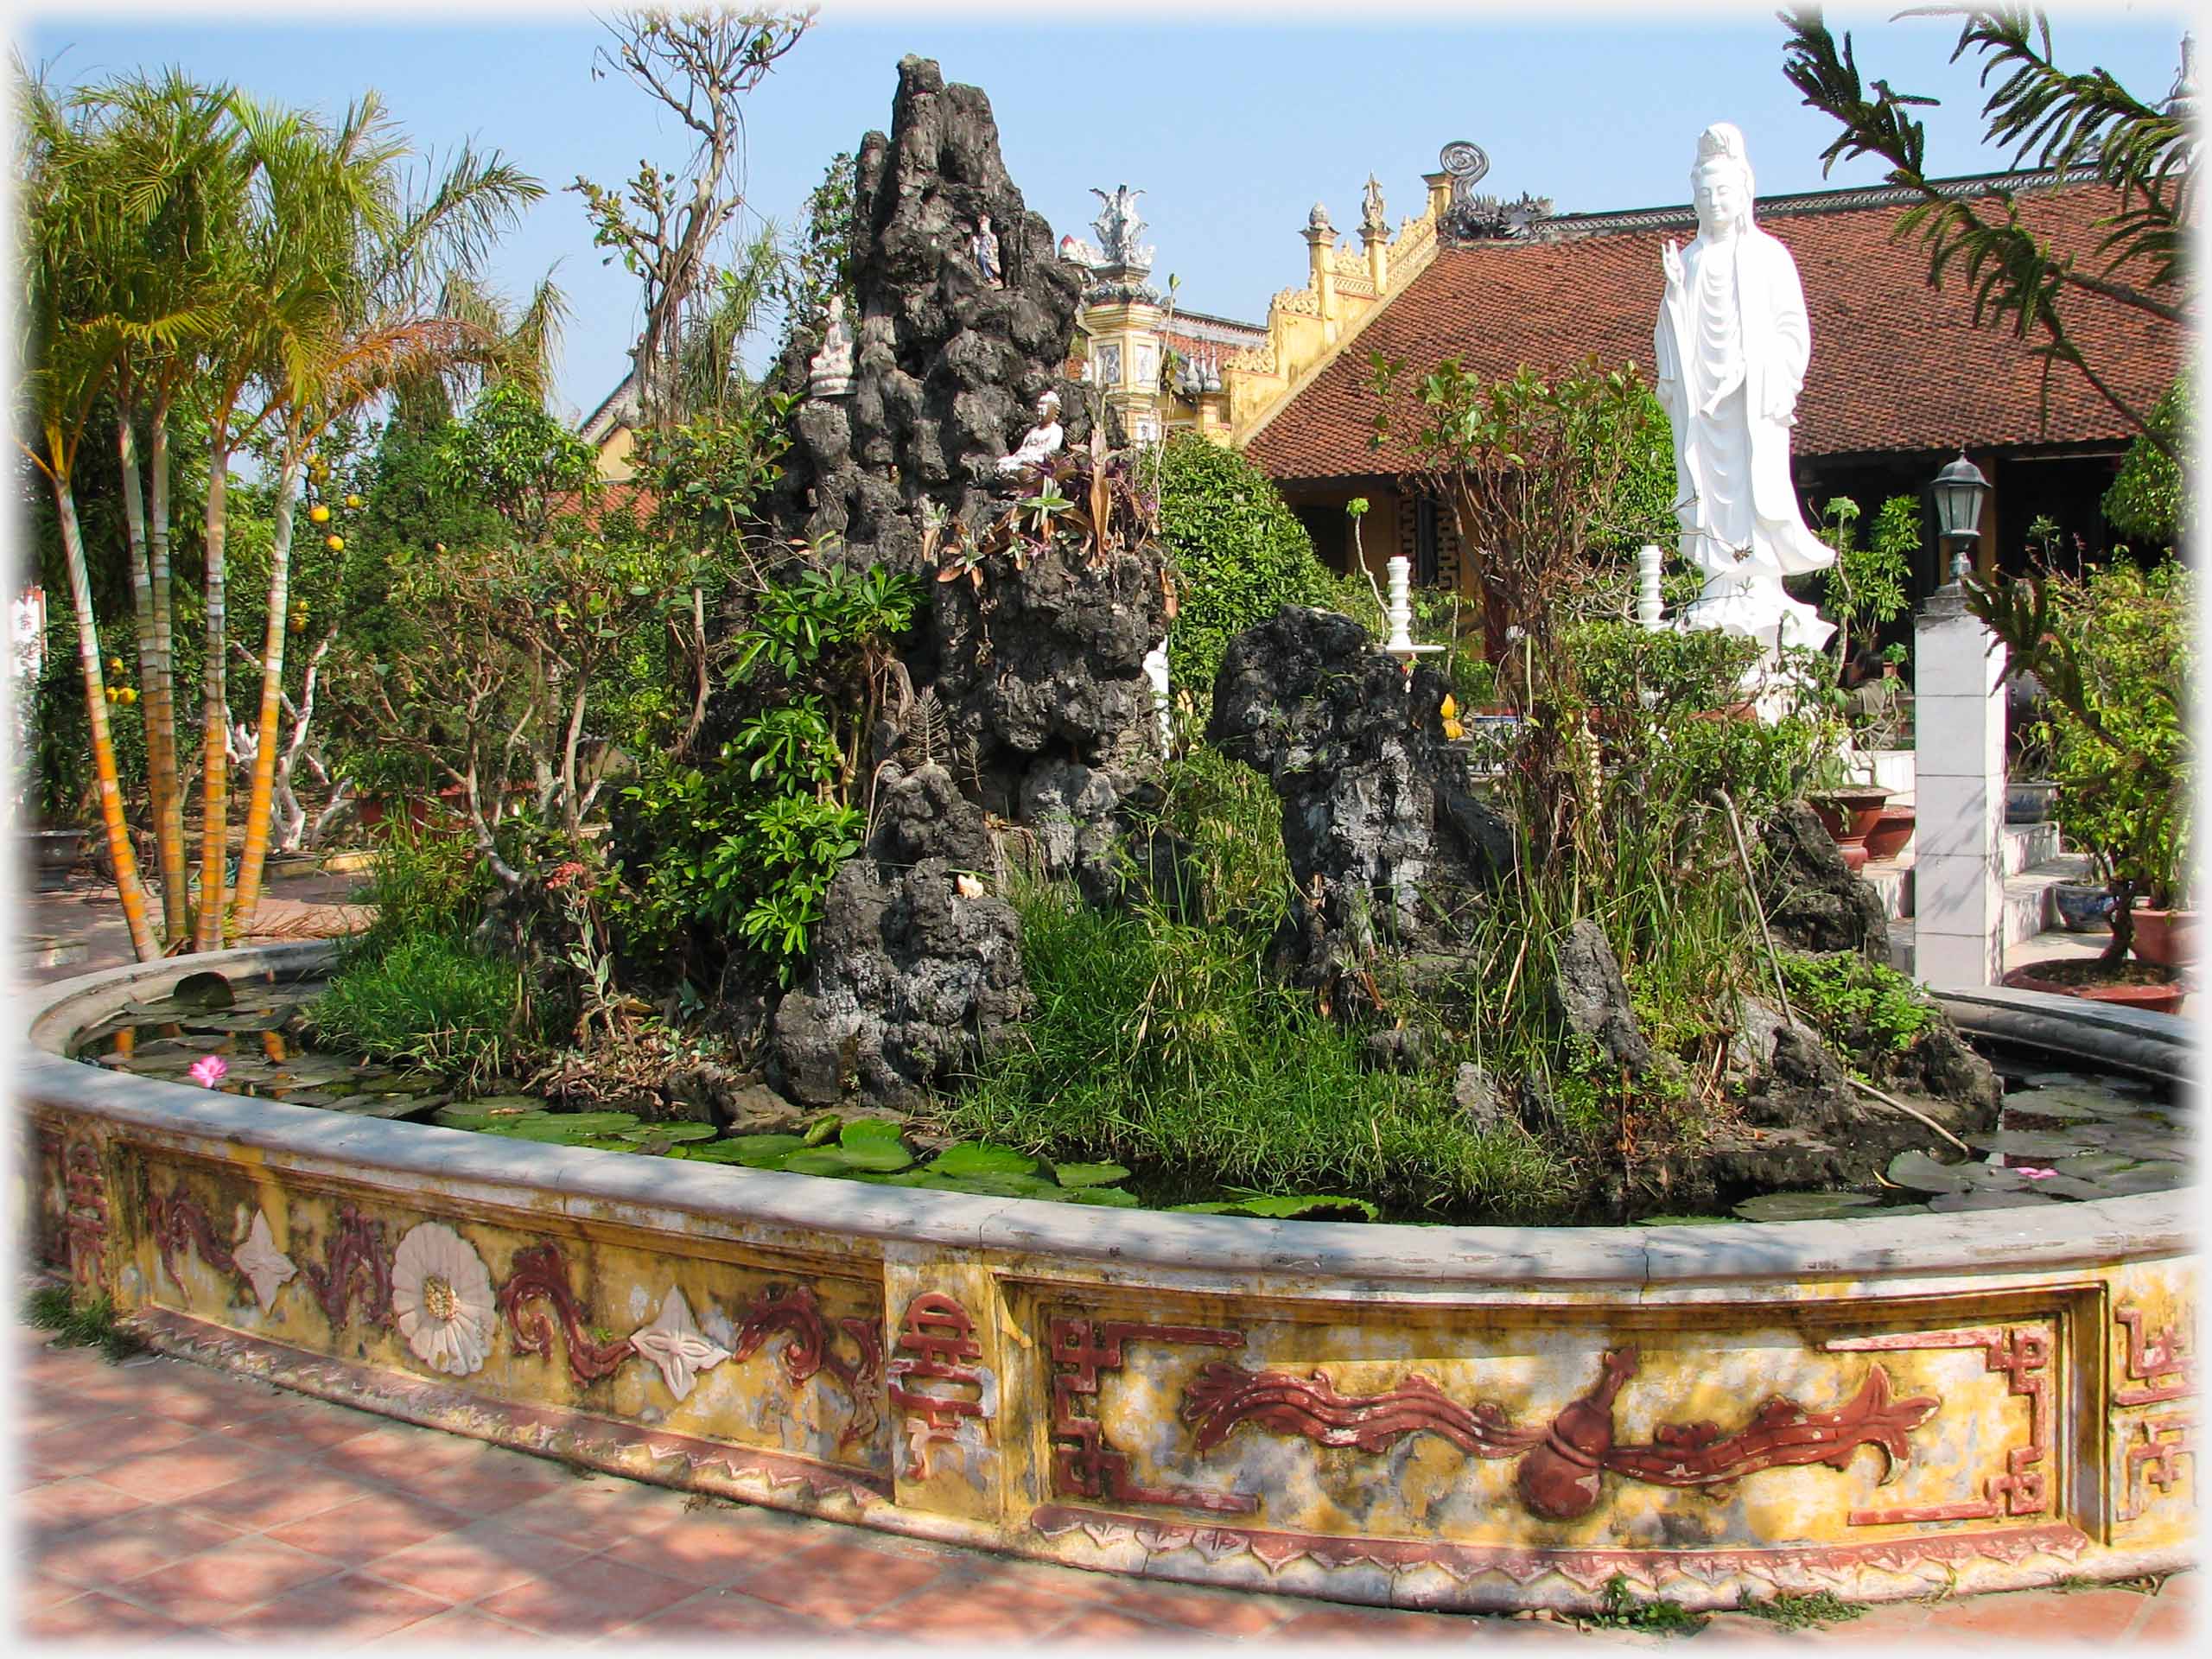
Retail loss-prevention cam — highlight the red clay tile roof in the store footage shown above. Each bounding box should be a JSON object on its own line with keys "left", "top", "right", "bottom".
{"left": 1246, "top": 179, "right": 2182, "bottom": 482}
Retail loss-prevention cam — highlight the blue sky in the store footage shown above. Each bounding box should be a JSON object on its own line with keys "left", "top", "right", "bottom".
{"left": 21, "top": 2, "right": 2190, "bottom": 420}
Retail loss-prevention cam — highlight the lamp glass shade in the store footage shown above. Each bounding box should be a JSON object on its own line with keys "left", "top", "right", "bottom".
{"left": 1932, "top": 453, "right": 1990, "bottom": 540}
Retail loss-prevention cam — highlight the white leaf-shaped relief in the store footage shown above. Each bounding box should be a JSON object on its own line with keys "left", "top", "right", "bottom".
{"left": 630, "top": 1286, "right": 731, "bottom": 1403}
{"left": 232, "top": 1210, "right": 296, "bottom": 1314}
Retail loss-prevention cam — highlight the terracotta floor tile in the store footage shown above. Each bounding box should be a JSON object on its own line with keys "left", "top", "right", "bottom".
{"left": 2129, "top": 1592, "right": 2202, "bottom": 1644}
{"left": 80, "top": 1434, "right": 302, "bottom": 1503}
{"left": 16, "top": 1474, "right": 152, "bottom": 1535}
{"left": 176, "top": 1465, "right": 385, "bottom": 1532}
{"left": 728, "top": 1535, "right": 950, "bottom": 1624}
{"left": 126, "top": 1535, "right": 346, "bottom": 1625}
{"left": 19, "top": 1588, "right": 209, "bottom": 1642}
{"left": 855, "top": 1571, "right": 1129, "bottom": 1643}
{"left": 1918, "top": 1585, "right": 2150, "bottom": 1643}
{"left": 1102, "top": 1577, "right": 1312, "bottom": 1637}
{"left": 321, "top": 1423, "right": 499, "bottom": 1481}
{"left": 472, "top": 1551, "right": 699, "bottom": 1637}
{"left": 595, "top": 1503, "right": 818, "bottom": 1585}
{"left": 33, "top": 1507, "right": 244, "bottom": 1587}
{"left": 24, "top": 1413, "right": 204, "bottom": 1473}
{"left": 384, "top": 1450, "right": 574, "bottom": 1516}
{"left": 214, "top": 1568, "right": 451, "bottom": 1643}
{"left": 1266, "top": 1603, "right": 1476, "bottom": 1642}
{"left": 496, "top": 1477, "right": 690, "bottom": 1538}
{"left": 1034, "top": 1604, "right": 1215, "bottom": 1642}
{"left": 357, "top": 1605, "right": 575, "bottom": 1645}
{"left": 619, "top": 1584, "right": 876, "bottom": 1640}
{"left": 262, "top": 1489, "right": 470, "bottom": 1565}
{"left": 358, "top": 1517, "right": 592, "bottom": 1605}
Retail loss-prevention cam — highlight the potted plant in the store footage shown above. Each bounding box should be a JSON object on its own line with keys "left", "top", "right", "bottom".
{"left": 1973, "top": 556, "right": 2192, "bottom": 980}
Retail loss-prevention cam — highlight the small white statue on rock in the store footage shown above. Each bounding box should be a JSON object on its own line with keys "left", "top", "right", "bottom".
{"left": 995, "top": 390, "right": 1064, "bottom": 476}
{"left": 806, "top": 294, "right": 855, "bottom": 398}
{"left": 971, "top": 214, "right": 1003, "bottom": 287}
{"left": 1655, "top": 122, "right": 1834, "bottom": 660}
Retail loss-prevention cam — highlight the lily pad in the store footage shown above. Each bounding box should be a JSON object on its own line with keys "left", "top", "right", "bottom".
{"left": 838, "top": 1118, "right": 908, "bottom": 1149}
{"left": 925, "top": 1143, "right": 1043, "bottom": 1180}
{"left": 171, "top": 970, "right": 236, "bottom": 1011}
{"left": 435, "top": 1104, "right": 550, "bottom": 1131}
{"left": 1631, "top": 1214, "right": 1740, "bottom": 1227}
{"left": 2002, "top": 1087, "right": 2146, "bottom": 1122}
{"left": 2053, "top": 1152, "right": 2142, "bottom": 1179}
{"left": 1731, "top": 1191, "right": 1885, "bottom": 1223}
{"left": 1966, "top": 1128, "right": 2097, "bottom": 1159}
{"left": 1927, "top": 1188, "right": 2056, "bottom": 1212}
{"left": 1170, "top": 1193, "right": 1380, "bottom": 1222}
{"left": 2099, "top": 1161, "right": 2190, "bottom": 1196}
{"left": 1063, "top": 1185, "right": 1142, "bottom": 1207}
{"left": 179, "top": 1007, "right": 302, "bottom": 1033}
{"left": 1885, "top": 1150, "right": 1973, "bottom": 1193}
{"left": 483, "top": 1112, "right": 641, "bottom": 1144}
{"left": 1052, "top": 1162, "right": 1132, "bottom": 1189}
{"left": 2075, "top": 1123, "right": 2185, "bottom": 1160}
{"left": 620, "top": 1122, "right": 718, "bottom": 1144}
{"left": 801, "top": 1113, "right": 842, "bottom": 1147}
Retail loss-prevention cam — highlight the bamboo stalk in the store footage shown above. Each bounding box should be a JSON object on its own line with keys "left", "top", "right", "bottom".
{"left": 53, "top": 476, "right": 158, "bottom": 961}
{"left": 192, "top": 435, "right": 232, "bottom": 952}
{"left": 230, "top": 443, "right": 306, "bottom": 932}
{"left": 146, "top": 387, "right": 190, "bottom": 940}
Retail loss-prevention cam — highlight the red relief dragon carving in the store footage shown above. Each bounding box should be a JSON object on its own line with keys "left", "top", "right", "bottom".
{"left": 731, "top": 1282, "right": 885, "bottom": 1452}
{"left": 495, "top": 1242, "right": 637, "bottom": 1384}
{"left": 297, "top": 1205, "right": 394, "bottom": 1332}
{"left": 1180, "top": 1346, "right": 1938, "bottom": 1522}
{"left": 146, "top": 1185, "right": 238, "bottom": 1294}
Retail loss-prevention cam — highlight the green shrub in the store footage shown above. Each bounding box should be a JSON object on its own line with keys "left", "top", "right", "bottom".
{"left": 309, "top": 932, "right": 527, "bottom": 1085}
{"left": 1154, "top": 435, "right": 1333, "bottom": 693}
{"left": 1777, "top": 950, "right": 1936, "bottom": 1056}
{"left": 357, "top": 823, "right": 499, "bottom": 950}
{"left": 2103, "top": 375, "right": 2189, "bottom": 550}
{"left": 24, "top": 1282, "right": 143, "bottom": 1362}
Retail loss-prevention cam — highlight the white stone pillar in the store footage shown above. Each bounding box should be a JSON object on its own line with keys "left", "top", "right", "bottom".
{"left": 1910, "top": 581, "right": 2007, "bottom": 988}
{"left": 1636, "top": 544, "right": 1663, "bottom": 630}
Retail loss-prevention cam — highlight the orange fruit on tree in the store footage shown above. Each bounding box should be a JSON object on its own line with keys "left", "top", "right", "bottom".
{"left": 309, "top": 504, "right": 331, "bottom": 524}
{"left": 326, "top": 535, "right": 345, "bottom": 552}
{"left": 344, "top": 493, "right": 363, "bottom": 509}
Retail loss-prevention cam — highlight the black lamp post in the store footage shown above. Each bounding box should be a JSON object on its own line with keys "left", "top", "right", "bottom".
{"left": 1930, "top": 451, "right": 1991, "bottom": 588}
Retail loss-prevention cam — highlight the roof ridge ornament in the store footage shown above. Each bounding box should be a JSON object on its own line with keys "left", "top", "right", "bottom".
{"left": 1437, "top": 140, "right": 1552, "bottom": 245}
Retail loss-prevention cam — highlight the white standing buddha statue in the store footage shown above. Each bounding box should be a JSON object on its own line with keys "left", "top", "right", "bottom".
{"left": 1655, "top": 122, "right": 1835, "bottom": 658}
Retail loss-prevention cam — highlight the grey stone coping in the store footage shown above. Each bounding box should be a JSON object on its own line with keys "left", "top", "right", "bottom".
{"left": 18, "top": 941, "right": 2196, "bottom": 1297}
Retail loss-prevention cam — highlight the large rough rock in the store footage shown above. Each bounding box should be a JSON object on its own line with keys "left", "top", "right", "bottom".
{"left": 1757, "top": 802, "right": 1890, "bottom": 959}
{"left": 1206, "top": 606, "right": 1515, "bottom": 1007}
{"left": 1549, "top": 919, "right": 1656, "bottom": 1074}
{"left": 749, "top": 54, "right": 1166, "bottom": 904}
{"left": 768, "top": 762, "right": 1029, "bottom": 1107}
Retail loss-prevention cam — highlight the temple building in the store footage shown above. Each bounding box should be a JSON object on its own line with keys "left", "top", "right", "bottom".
{"left": 1225, "top": 147, "right": 2182, "bottom": 601}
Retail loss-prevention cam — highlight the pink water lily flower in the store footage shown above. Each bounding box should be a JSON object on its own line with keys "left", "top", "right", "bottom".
{"left": 188, "top": 1054, "right": 228, "bottom": 1089}
{"left": 2016, "top": 1166, "right": 2057, "bottom": 1180}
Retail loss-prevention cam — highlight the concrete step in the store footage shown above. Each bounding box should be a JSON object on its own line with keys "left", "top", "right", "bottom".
{"left": 1856, "top": 821, "right": 2064, "bottom": 931}
{"left": 1887, "top": 851, "right": 2095, "bottom": 979}
{"left": 2004, "top": 819, "right": 2062, "bottom": 877}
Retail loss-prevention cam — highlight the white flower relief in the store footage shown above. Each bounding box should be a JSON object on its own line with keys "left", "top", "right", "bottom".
{"left": 630, "top": 1286, "right": 730, "bottom": 1403}
{"left": 232, "top": 1210, "right": 296, "bottom": 1313}
{"left": 391, "top": 1222, "right": 495, "bottom": 1376}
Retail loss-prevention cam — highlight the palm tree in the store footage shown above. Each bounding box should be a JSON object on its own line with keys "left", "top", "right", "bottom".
{"left": 82, "top": 68, "right": 248, "bottom": 943}
{"left": 227, "top": 103, "right": 548, "bottom": 932}
{"left": 15, "top": 67, "right": 160, "bottom": 960}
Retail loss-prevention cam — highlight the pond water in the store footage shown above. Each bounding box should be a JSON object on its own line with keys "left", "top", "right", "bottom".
{"left": 73, "top": 969, "right": 2190, "bottom": 1226}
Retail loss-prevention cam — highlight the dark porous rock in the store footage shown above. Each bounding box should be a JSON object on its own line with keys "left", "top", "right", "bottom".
{"left": 1550, "top": 918, "right": 1656, "bottom": 1074}
{"left": 1453, "top": 1063, "right": 1503, "bottom": 1132}
{"left": 1758, "top": 801, "right": 1891, "bottom": 959}
{"left": 1711, "top": 1021, "right": 1999, "bottom": 1201}
{"left": 1364, "top": 1027, "right": 1428, "bottom": 1074}
{"left": 1207, "top": 606, "right": 1514, "bottom": 1011}
{"left": 1878, "top": 1017, "right": 2005, "bottom": 1116}
{"left": 768, "top": 762, "right": 1028, "bottom": 1108}
{"left": 733, "top": 55, "right": 1157, "bottom": 908}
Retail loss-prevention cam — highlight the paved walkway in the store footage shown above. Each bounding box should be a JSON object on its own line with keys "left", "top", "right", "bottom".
{"left": 10, "top": 1313, "right": 2198, "bottom": 1649}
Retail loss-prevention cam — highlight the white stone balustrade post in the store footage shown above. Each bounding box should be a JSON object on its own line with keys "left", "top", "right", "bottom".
{"left": 1636, "top": 544, "right": 1663, "bottom": 630}
{"left": 1910, "top": 579, "right": 2008, "bottom": 988}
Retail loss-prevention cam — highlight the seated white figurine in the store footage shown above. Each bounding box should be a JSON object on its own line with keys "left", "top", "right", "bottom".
{"left": 995, "top": 391, "right": 1064, "bottom": 475}
{"left": 806, "top": 295, "right": 855, "bottom": 397}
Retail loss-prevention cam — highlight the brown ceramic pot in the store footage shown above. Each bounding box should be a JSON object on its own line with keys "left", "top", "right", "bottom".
{"left": 1863, "top": 806, "right": 1915, "bottom": 863}
{"left": 2128, "top": 907, "right": 2197, "bottom": 969}
{"left": 1809, "top": 787, "right": 1891, "bottom": 874}
{"left": 2001, "top": 963, "right": 2184, "bottom": 1017}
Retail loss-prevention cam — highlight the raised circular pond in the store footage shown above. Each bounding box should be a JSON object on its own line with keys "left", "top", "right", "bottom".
{"left": 18, "top": 941, "right": 2197, "bottom": 1615}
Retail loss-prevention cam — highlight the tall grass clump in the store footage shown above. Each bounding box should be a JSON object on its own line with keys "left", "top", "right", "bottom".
{"left": 949, "top": 747, "right": 1573, "bottom": 1219}
{"left": 311, "top": 823, "right": 526, "bottom": 1085}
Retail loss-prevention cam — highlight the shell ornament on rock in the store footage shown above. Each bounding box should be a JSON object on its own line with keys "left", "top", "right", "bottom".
{"left": 391, "top": 1222, "right": 495, "bottom": 1376}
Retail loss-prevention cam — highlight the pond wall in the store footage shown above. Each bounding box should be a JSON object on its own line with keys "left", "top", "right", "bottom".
{"left": 16, "top": 942, "right": 2197, "bottom": 1614}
